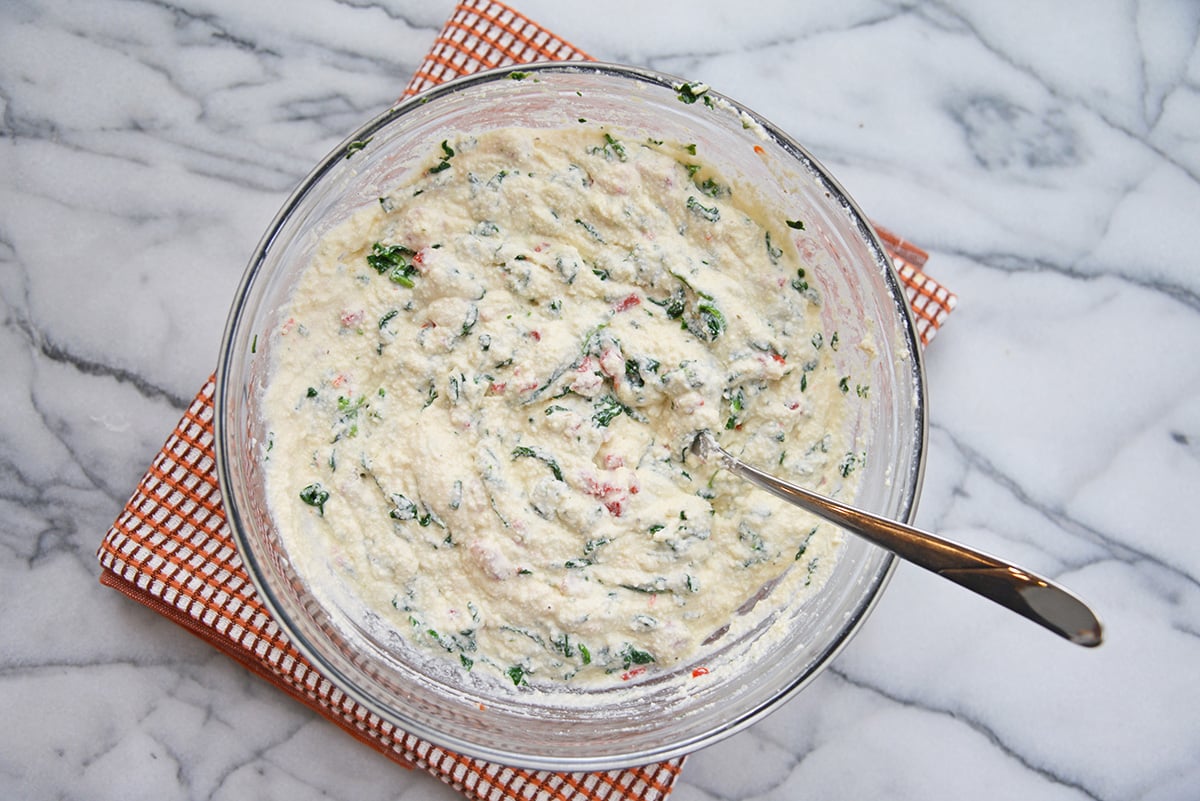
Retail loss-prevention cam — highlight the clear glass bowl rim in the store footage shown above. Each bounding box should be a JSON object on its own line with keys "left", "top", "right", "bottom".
{"left": 214, "top": 61, "right": 928, "bottom": 771}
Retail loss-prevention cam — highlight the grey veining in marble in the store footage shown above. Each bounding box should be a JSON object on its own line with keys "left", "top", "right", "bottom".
{"left": 3, "top": 1, "right": 1198, "bottom": 799}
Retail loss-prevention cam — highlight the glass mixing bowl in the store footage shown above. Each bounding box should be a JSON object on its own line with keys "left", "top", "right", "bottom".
{"left": 215, "top": 62, "right": 926, "bottom": 771}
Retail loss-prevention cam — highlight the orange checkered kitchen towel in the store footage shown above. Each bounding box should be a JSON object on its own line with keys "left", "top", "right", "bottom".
{"left": 96, "top": 2, "right": 957, "bottom": 800}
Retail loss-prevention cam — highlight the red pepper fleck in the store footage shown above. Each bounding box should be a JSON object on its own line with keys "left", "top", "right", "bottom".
{"left": 530, "top": 330, "right": 541, "bottom": 341}
{"left": 692, "top": 667, "right": 709, "bottom": 678}
{"left": 771, "top": 351, "right": 786, "bottom": 364}
{"left": 621, "top": 667, "right": 647, "bottom": 682}
{"left": 753, "top": 145, "right": 766, "bottom": 155}
{"left": 488, "top": 382, "right": 507, "bottom": 394}
{"left": 614, "top": 293, "right": 641, "bottom": 313}
{"left": 421, "top": 320, "right": 437, "bottom": 329}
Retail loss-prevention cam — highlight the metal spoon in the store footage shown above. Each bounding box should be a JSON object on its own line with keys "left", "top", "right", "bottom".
{"left": 689, "top": 429, "right": 1103, "bottom": 647}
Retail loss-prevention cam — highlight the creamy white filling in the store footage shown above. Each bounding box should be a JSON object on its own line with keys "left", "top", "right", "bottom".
{"left": 261, "top": 126, "right": 863, "bottom": 687}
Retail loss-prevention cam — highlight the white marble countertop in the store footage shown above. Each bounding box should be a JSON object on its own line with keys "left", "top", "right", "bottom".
{"left": 3, "top": 1, "right": 1198, "bottom": 798}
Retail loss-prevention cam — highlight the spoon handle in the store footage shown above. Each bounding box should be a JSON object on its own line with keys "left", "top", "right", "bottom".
{"left": 710, "top": 442, "right": 1103, "bottom": 647}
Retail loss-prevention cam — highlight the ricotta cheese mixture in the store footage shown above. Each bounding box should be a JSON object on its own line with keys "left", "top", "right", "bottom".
{"left": 262, "top": 126, "right": 866, "bottom": 687}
